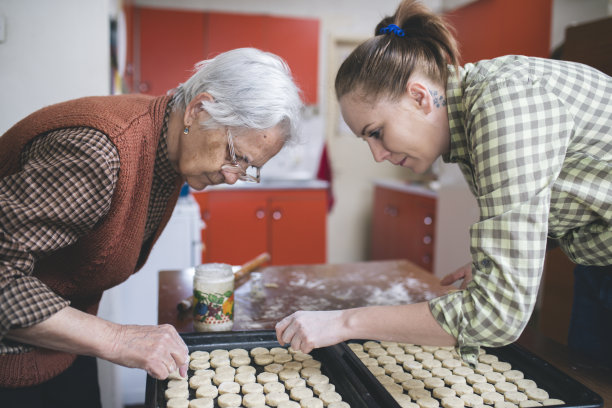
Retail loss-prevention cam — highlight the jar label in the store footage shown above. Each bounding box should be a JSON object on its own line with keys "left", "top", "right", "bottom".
{"left": 193, "top": 289, "right": 234, "bottom": 325}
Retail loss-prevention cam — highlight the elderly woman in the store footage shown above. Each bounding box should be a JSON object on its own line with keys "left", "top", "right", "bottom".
{"left": 0, "top": 47, "right": 302, "bottom": 406}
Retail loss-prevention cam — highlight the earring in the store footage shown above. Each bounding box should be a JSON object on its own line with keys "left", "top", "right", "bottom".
{"left": 183, "top": 126, "right": 190, "bottom": 135}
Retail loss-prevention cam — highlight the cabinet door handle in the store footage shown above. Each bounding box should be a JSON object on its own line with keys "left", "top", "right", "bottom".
{"left": 272, "top": 210, "right": 282, "bottom": 220}
{"left": 423, "top": 235, "right": 432, "bottom": 245}
{"left": 423, "top": 216, "right": 433, "bottom": 225}
{"left": 255, "top": 209, "right": 265, "bottom": 219}
{"left": 384, "top": 205, "right": 398, "bottom": 217}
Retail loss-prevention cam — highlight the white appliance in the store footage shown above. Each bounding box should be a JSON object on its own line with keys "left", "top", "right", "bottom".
{"left": 97, "top": 186, "right": 203, "bottom": 407}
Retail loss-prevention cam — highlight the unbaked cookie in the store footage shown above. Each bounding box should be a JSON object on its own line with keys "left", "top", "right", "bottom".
{"left": 242, "top": 392, "right": 266, "bottom": 408}
{"left": 210, "top": 349, "right": 230, "bottom": 359}
{"left": 229, "top": 348, "right": 249, "bottom": 358}
{"left": 210, "top": 356, "right": 231, "bottom": 369}
{"left": 266, "top": 391, "right": 290, "bottom": 406}
{"left": 165, "top": 387, "right": 189, "bottom": 400}
{"left": 415, "top": 396, "right": 439, "bottom": 408}
{"left": 515, "top": 379, "right": 537, "bottom": 392}
{"left": 460, "top": 392, "right": 483, "bottom": 407}
{"left": 319, "top": 391, "right": 342, "bottom": 405}
{"left": 270, "top": 347, "right": 289, "bottom": 355}
{"left": 327, "top": 402, "right": 351, "bottom": 408}
{"left": 525, "top": 387, "right": 549, "bottom": 402}
{"left": 250, "top": 347, "right": 269, "bottom": 356}
{"left": 433, "top": 386, "right": 456, "bottom": 399}
{"left": 481, "top": 391, "right": 504, "bottom": 405}
{"left": 274, "top": 353, "right": 293, "bottom": 364}
{"left": 254, "top": 354, "right": 274, "bottom": 366}
{"left": 290, "top": 386, "right": 314, "bottom": 401}
{"left": 265, "top": 363, "right": 285, "bottom": 374}
{"left": 299, "top": 396, "right": 324, "bottom": 408}
{"left": 230, "top": 355, "right": 251, "bottom": 367}
{"left": 236, "top": 365, "right": 257, "bottom": 375}
{"left": 241, "top": 382, "right": 264, "bottom": 394}
{"left": 504, "top": 390, "right": 528, "bottom": 404}
{"left": 306, "top": 374, "right": 329, "bottom": 387}
{"left": 279, "top": 369, "right": 300, "bottom": 381}
{"left": 218, "top": 381, "right": 240, "bottom": 394}
{"left": 257, "top": 371, "right": 279, "bottom": 384}
{"left": 166, "top": 398, "right": 189, "bottom": 408}
{"left": 301, "top": 367, "right": 322, "bottom": 379}
{"left": 234, "top": 372, "right": 256, "bottom": 385}
{"left": 188, "top": 398, "right": 214, "bottom": 408}
{"left": 440, "top": 396, "right": 464, "bottom": 408}
{"left": 264, "top": 381, "right": 285, "bottom": 394}
{"left": 285, "top": 377, "right": 307, "bottom": 390}
{"left": 451, "top": 383, "right": 473, "bottom": 397}
{"left": 190, "top": 350, "right": 210, "bottom": 361}
{"left": 312, "top": 382, "right": 335, "bottom": 396}
{"left": 190, "top": 359, "right": 211, "bottom": 371}
{"left": 217, "top": 392, "right": 242, "bottom": 408}
{"left": 189, "top": 375, "right": 211, "bottom": 389}
{"left": 278, "top": 401, "right": 301, "bottom": 408}
{"left": 195, "top": 384, "right": 218, "bottom": 399}
{"left": 167, "top": 379, "right": 188, "bottom": 390}
{"left": 213, "top": 371, "right": 235, "bottom": 386}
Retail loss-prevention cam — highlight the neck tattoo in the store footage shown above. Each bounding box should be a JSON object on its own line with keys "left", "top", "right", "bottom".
{"left": 429, "top": 89, "right": 447, "bottom": 108}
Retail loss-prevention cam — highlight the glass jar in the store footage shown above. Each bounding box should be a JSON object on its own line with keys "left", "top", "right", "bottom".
{"left": 193, "top": 263, "right": 234, "bottom": 332}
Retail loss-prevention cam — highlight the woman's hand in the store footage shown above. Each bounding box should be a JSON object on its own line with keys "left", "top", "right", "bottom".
{"left": 440, "top": 262, "right": 473, "bottom": 290}
{"left": 275, "top": 310, "right": 347, "bottom": 354}
{"left": 104, "top": 323, "right": 189, "bottom": 380}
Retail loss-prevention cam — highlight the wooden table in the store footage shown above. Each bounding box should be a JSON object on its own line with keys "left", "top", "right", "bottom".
{"left": 158, "top": 260, "right": 610, "bottom": 405}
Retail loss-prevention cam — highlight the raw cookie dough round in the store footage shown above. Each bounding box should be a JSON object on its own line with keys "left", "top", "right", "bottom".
{"left": 434, "top": 350, "right": 454, "bottom": 361}
{"left": 478, "top": 354, "right": 498, "bottom": 364}
{"left": 285, "top": 361, "right": 303, "bottom": 371}
{"left": 285, "top": 377, "right": 307, "bottom": 390}
{"left": 191, "top": 351, "right": 210, "bottom": 361}
{"left": 441, "top": 396, "right": 464, "bottom": 408}
{"left": 264, "top": 381, "right": 286, "bottom": 394}
{"left": 491, "top": 361, "right": 512, "bottom": 373}
{"left": 515, "top": 379, "right": 538, "bottom": 392}
{"left": 369, "top": 366, "right": 386, "bottom": 376}
{"left": 290, "top": 386, "right": 314, "bottom": 401}
{"left": 431, "top": 367, "right": 452, "bottom": 379}
{"left": 319, "top": 391, "right": 342, "bottom": 405}
{"left": 433, "top": 387, "right": 456, "bottom": 399}
{"left": 369, "top": 348, "right": 388, "bottom": 358}
{"left": 505, "top": 391, "right": 528, "bottom": 404}
{"left": 195, "top": 384, "right": 218, "bottom": 399}
{"left": 165, "top": 387, "right": 189, "bottom": 400}
{"left": 257, "top": 372, "right": 279, "bottom": 384}
{"left": 229, "top": 348, "right": 249, "bottom": 358}
{"left": 387, "top": 346, "right": 406, "bottom": 356}
{"left": 415, "top": 396, "right": 440, "bottom": 408}
{"left": 168, "top": 369, "right": 187, "bottom": 380}
{"left": 409, "top": 388, "right": 431, "bottom": 400}
{"left": 460, "top": 393, "right": 483, "bottom": 407}
{"left": 503, "top": 370, "right": 524, "bottom": 383}
{"left": 424, "top": 377, "right": 446, "bottom": 390}
{"left": 348, "top": 343, "right": 364, "bottom": 352}
{"left": 210, "top": 356, "right": 231, "bottom": 369}
{"left": 270, "top": 347, "right": 289, "bottom": 355}
{"left": 274, "top": 353, "right": 293, "bottom": 364}
{"left": 279, "top": 369, "right": 300, "bottom": 381}
{"left": 299, "top": 396, "right": 324, "bottom": 408}
{"left": 217, "top": 392, "right": 242, "bottom": 408}
{"left": 484, "top": 371, "right": 505, "bottom": 384}
{"left": 415, "top": 352, "right": 435, "bottom": 362}
{"left": 412, "top": 369, "right": 433, "bottom": 380}
{"left": 231, "top": 355, "right": 251, "bottom": 367}
{"left": 395, "top": 354, "right": 416, "bottom": 364}
{"left": 300, "top": 367, "right": 322, "bottom": 379}
{"left": 405, "top": 345, "right": 423, "bottom": 354}
{"left": 361, "top": 357, "right": 379, "bottom": 367}
{"left": 442, "top": 359, "right": 462, "bottom": 370}
{"left": 384, "top": 383, "right": 404, "bottom": 395}
{"left": 250, "top": 347, "right": 269, "bottom": 356}
{"left": 363, "top": 341, "right": 381, "bottom": 350}
{"left": 393, "top": 394, "right": 415, "bottom": 408}
{"left": 376, "top": 375, "right": 394, "bottom": 386}
{"left": 453, "top": 366, "right": 474, "bottom": 377}
{"left": 494, "top": 381, "right": 518, "bottom": 394}
{"left": 167, "top": 379, "right": 188, "bottom": 389}
{"left": 494, "top": 402, "right": 517, "bottom": 408}
{"left": 210, "top": 349, "right": 230, "bottom": 359}
{"left": 216, "top": 366, "right": 236, "bottom": 376}
{"left": 188, "top": 398, "right": 214, "bottom": 408}
{"left": 481, "top": 391, "right": 504, "bottom": 405}
{"left": 213, "top": 371, "right": 235, "bottom": 386}
{"left": 255, "top": 354, "right": 275, "bottom": 366}
{"left": 474, "top": 363, "right": 493, "bottom": 375}
{"left": 190, "top": 359, "right": 211, "bottom": 370}
{"left": 166, "top": 398, "right": 189, "bottom": 408}
{"left": 234, "top": 372, "right": 256, "bottom": 385}
{"left": 404, "top": 360, "right": 424, "bottom": 371}
{"left": 451, "top": 383, "right": 473, "bottom": 396}
{"left": 302, "top": 359, "right": 322, "bottom": 369}
{"left": 402, "top": 379, "right": 425, "bottom": 391}
{"left": 313, "top": 382, "right": 335, "bottom": 396}
{"left": 472, "top": 382, "right": 495, "bottom": 395}
{"left": 243, "top": 392, "right": 267, "bottom": 408}
{"left": 306, "top": 374, "right": 329, "bottom": 387}
{"left": 218, "top": 381, "right": 241, "bottom": 394}
{"left": 236, "top": 365, "right": 257, "bottom": 375}
{"left": 278, "top": 401, "right": 301, "bottom": 408}
{"left": 465, "top": 373, "right": 486, "bottom": 385}
{"left": 241, "top": 382, "right": 264, "bottom": 394}
{"left": 422, "top": 359, "right": 442, "bottom": 370}
{"left": 519, "top": 401, "right": 543, "bottom": 407}
{"left": 384, "top": 363, "right": 404, "bottom": 375}
{"left": 542, "top": 399, "right": 565, "bottom": 406}
{"left": 194, "top": 368, "right": 215, "bottom": 379}
{"left": 444, "top": 375, "right": 466, "bottom": 386}
{"left": 293, "top": 352, "right": 313, "bottom": 362}
{"left": 189, "top": 375, "right": 212, "bottom": 389}
{"left": 265, "top": 363, "right": 285, "bottom": 374}
{"left": 526, "top": 388, "right": 549, "bottom": 402}
{"left": 266, "top": 391, "right": 290, "bottom": 406}
{"left": 392, "top": 371, "right": 413, "bottom": 383}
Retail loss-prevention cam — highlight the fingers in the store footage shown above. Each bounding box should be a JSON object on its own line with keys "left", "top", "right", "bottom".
{"left": 275, "top": 314, "right": 293, "bottom": 346}
{"left": 440, "top": 270, "right": 464, "bottom": 286}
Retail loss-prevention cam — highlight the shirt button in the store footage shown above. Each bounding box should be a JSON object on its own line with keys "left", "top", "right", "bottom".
{"left": 481, "top": 259, "right": 490, "bottom": 267}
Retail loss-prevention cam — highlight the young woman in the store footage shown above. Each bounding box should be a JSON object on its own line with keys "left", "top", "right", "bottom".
{"left": 0, "top": 48, "right": 302, "bottom": 406}
{"left": 276, "top": 0, "right": 611, "bottom": 366}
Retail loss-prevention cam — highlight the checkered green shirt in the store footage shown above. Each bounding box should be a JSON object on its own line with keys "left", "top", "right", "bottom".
{"left": 429, "top": 55, "right": 612, "bottom": 364}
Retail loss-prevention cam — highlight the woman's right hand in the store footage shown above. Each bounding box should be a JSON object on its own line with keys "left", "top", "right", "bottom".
{"left": 104, "top": 323, "right": 189, "bottom": 380}
{"left": 440, "top": 262, "right": 473, "bottom": 290}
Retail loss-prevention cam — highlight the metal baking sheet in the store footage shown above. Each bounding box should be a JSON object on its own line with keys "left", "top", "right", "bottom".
{"left": 145, "top": 330, "right": 400, "bottom": 408}
{"left": 339, "top": 340, "right": 603, "bottom": 408}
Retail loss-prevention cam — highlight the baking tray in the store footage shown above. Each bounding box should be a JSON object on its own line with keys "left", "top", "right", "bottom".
{"left": 145, "top": 330, "right": 400, "bottom": 408}
{"left": 339, "top": 340, "right": 603, "bottom": 408}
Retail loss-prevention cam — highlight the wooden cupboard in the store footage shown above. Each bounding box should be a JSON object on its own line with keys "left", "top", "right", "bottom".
{"left": 192, "top": 186, "right": 327, "bottom": 266}
{"left": 129, "top": 7, "right": 319, "bottom": 104}
{"left": 370, "top": 183, "right": 437, "bottom": 273}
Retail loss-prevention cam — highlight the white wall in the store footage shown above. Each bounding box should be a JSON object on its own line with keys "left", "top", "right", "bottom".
{"left": 0, "top": 0, "right": 111, "bottom": 134}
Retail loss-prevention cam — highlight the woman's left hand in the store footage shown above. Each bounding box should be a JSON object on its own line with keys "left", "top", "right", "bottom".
{"left": 275, "top": 310, "right": 347, "bottom": 354}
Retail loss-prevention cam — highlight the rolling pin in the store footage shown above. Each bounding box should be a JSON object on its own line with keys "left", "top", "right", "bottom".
{"left": 177, "top": 252, "right": 271, "bottom": 312}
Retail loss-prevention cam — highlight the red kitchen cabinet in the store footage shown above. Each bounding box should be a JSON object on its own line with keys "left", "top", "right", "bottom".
{"left": 130, "top": 8, "right": 319, "bottom": 104}
{"left": 370, "top": 184, "right": 437, "bottom": 272}
{"left": 193, "top": 188, "right": 327, "bottom": 266}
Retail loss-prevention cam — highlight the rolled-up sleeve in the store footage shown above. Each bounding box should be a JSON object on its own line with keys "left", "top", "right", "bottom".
{"left": 430, "top": 78, "right": 573, "bottom": 363}
{"left": 0, "top": 128, "right": 119, "bottom": 350}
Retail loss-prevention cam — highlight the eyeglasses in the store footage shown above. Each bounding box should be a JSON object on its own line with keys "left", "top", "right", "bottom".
{"left": 221, "top": 129, "right": 261, "bottom": 183}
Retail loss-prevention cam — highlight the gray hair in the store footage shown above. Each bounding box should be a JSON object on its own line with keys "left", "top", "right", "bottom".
{"left": 171, "top": 48, "right": 303, "bottom": 144}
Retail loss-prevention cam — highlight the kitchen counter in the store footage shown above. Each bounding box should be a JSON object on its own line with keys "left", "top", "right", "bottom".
{"left": 158, "top": 260, "right": 610, "bottom": 405}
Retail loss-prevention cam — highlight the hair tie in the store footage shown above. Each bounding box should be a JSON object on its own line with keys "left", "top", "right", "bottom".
{"left": 379, "top": 24, "right": 405, "bottom": 37}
